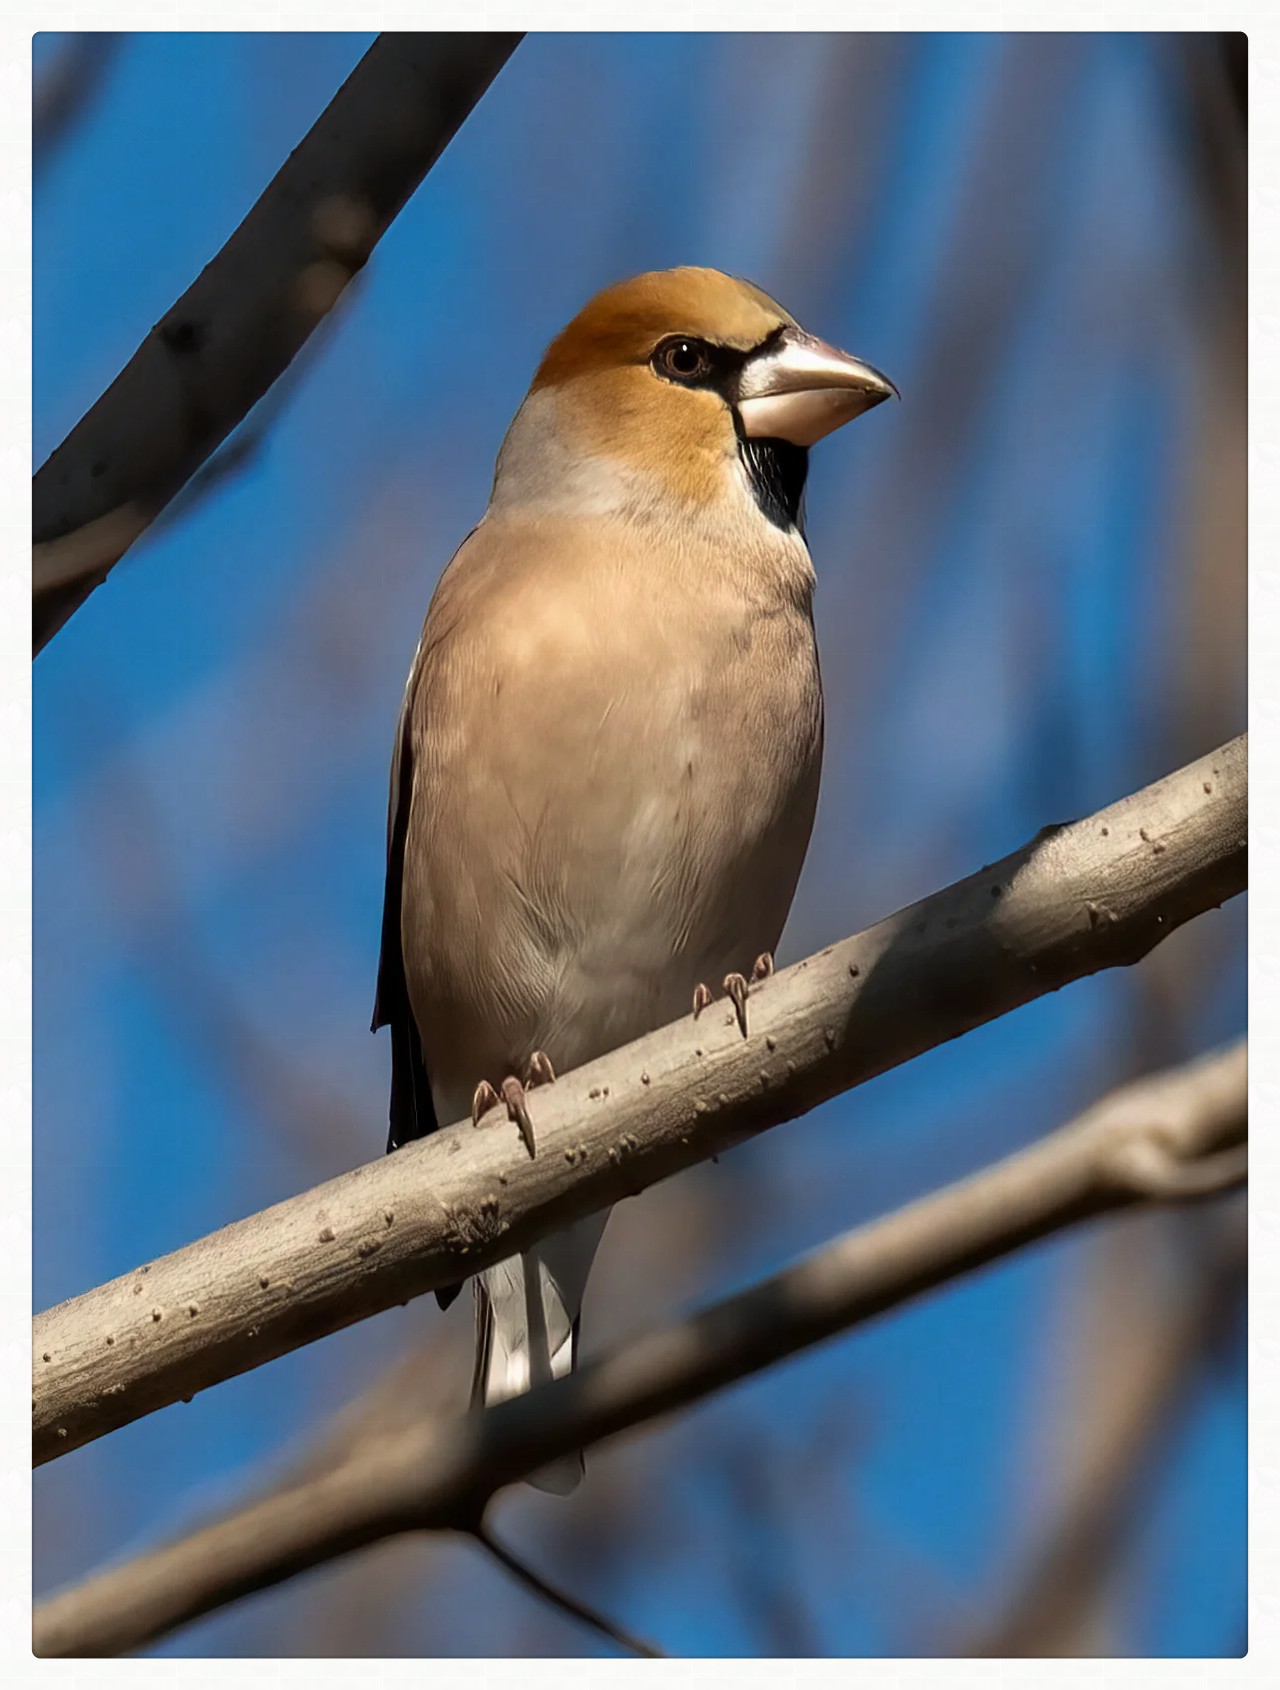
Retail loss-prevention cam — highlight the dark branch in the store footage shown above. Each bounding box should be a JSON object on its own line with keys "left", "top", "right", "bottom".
{"left": 32, "top": 30, "right": 522, "bottom": 653}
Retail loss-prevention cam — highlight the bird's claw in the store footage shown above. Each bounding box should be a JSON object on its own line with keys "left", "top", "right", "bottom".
{"left": 471, "top": 1079, "right": 501, "bottom": 1127}
{"left": 692, "top": 954, "right": 774, "bottom": 1038}
{"left": 472, "top": 1073, "right": 538, "bottom": 1157}
{"left": 723, "top": 972, "right": 749, "bottom": 1037}
{"left": 524, "top": 1050, "right": 556, "bottom": 1089}
{"left": 501, "top": 1076, "right": 537, "bottom": 1158}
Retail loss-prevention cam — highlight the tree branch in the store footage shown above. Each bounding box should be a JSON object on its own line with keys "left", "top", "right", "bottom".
{"left": 31, "top": 735, "right": 1246, "bottom": 1466}
{"left": 33, "top": 1041, "right": 1246, "bottom": 1657}
{"left": 32, "top": 30, "right": 522, "bottom": 654}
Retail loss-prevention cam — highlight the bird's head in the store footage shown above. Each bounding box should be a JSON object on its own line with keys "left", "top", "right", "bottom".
{"left": 491, "top": 267, "right": 895, "bottom": 527}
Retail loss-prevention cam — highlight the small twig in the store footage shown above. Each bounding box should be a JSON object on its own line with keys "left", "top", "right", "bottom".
{"left": 471, "top": 1521, "right": 665, "bottom": 1659}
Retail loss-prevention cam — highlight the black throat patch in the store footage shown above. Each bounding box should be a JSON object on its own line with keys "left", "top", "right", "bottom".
{"left": 738, "top": 436, "right": 809, "bottom": 534}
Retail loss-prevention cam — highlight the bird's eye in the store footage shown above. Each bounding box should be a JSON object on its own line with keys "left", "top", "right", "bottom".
{"left": 654, "top": 337, "right": 713, "bottom": 383}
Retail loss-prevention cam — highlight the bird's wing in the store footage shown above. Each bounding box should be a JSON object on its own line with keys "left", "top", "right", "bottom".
{"left": 372, "top": 624, "right": 438, "bottom": 1153}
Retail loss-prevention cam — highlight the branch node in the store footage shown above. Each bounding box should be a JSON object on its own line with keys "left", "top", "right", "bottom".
{"left": 1105, "top": 1135, "right": 1248, "bottom": 1200}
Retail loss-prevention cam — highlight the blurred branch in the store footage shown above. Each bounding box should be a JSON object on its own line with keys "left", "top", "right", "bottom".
{"left": 33, "top": 33, "right": 124, "bottom": 181}
{"left": 1170, "top": 32, "right": 1246, "bottom": 302}
{"left": 470, "top": 1523, "right": 663, "bottom": 1658}
{"left": 33, "top": 1041, "right": 1246, "bottom": 1657}
{"left": 715, "top": 1424, "right": 830, "bottom": 1655}
{"left": 32, "top": 735, "right": 1246, "bottom": 1465}
{"left": 963, "top": 1207, "right": 1245, "bottom": 1656}
{"left": 32, "top": 30, "right": 523, "bottom": 654}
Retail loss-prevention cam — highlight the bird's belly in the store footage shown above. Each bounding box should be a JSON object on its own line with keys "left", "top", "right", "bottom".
{"left": 404, "top": 598, "right": 822, "bottom": 1119}
{"left": 538, "top": 804, "right": 802, "bottom": 1070}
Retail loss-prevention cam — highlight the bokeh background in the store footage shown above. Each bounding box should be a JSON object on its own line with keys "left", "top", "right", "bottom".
{"left": 33, "top": 31, "right": 1246, "bottom": 1658}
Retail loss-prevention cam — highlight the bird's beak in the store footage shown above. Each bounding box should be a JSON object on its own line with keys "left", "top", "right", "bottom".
{"left": 737, "top": 327, "right": 898, "bottom": 448}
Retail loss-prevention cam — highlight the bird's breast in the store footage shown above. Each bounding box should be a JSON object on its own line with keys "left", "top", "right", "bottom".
{"left": 401, "top": 513, "right": 823, "bottom": 1113}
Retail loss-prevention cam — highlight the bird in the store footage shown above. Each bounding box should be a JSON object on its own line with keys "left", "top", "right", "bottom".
{"left": 373, "top": 267, "right": 894, "bottom": 1492}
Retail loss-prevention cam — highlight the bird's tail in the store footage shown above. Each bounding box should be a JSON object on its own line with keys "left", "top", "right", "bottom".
{"left": 472, "top": 1210, "right": 610, "bottom": 1495}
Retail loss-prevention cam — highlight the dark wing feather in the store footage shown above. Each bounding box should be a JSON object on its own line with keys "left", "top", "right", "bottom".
{"left": 372, "top": 663, "right": 439, "bottom": 1154}
{"left": 374, "top": 571, "right": 471, "bottom": 1315}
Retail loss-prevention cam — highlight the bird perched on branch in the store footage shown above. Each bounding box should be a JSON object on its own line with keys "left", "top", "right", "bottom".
{"left": 374, "top": 267, "right": 894, "bottom": 1491}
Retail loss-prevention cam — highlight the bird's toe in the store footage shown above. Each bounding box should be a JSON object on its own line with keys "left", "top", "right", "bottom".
{"left": 471, "top": 1079, "right": 501, "bottom": 1127}
{"left": 723, "top": 971, "right": 750, "bottom": 1037}
{"left": 525, "top": 1050, "right": 556, "bottom": 1089}
{"left": 500, "top": 1075, "right": 537, "bottom": 1158}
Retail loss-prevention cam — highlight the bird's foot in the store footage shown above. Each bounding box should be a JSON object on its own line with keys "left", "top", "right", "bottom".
{"left": 471, "top": 1074, "right": 539, "bottom": 1158}
{"left": 726, "top": 952, "right": 776, "bottom": 1035}
{"left": 693, "top": 953, "right": 776, "bottom": 1038}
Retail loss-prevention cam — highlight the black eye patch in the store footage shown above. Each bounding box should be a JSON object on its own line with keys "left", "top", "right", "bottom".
{"left": 649, "top": 325, "right": 787, "bottom": 401}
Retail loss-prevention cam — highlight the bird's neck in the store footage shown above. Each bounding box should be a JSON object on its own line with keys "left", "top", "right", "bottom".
{"left": 491, "top": 389, "right": 809, "bottom": 542}
{"left": 489, "top": 390, "right": 641, "bottom": 520}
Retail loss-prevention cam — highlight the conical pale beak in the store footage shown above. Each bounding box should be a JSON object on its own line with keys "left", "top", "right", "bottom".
{"left": 737, "top": 327, "right": 898, "bottom": 448}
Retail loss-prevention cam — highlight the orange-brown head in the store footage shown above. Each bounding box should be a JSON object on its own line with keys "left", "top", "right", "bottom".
{"left": 532, "top": 268, "right": 797, "bottom": 391}
{"left": 493, "top": 267, "right": 895, "bottom": 521}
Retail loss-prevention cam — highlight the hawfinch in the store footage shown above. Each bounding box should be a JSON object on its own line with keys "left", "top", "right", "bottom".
{"left": 373, "top": 267, "right": 894, "bottom": 1491}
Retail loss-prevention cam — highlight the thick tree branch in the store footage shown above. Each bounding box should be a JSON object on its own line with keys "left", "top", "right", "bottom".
{"left": 31, "top": 735, "right": 1246, "bottom": 1466}
{"left": 33, "top": 1042, "right": 1246, "bottom": 1657}
{"left": 32, "top": 31, "right": 522, "bottom": 654}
